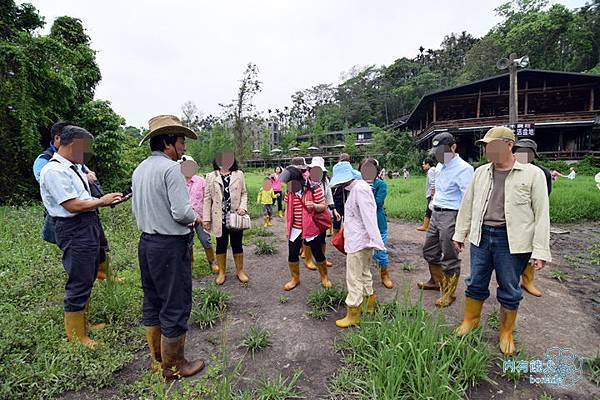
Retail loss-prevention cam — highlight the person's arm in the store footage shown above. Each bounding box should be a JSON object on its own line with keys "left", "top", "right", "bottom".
{"left": 62, "top": 194, "right": 122, "bottom": 213}
{"left": 357, "top": 187, "right": 385, "bottom": 250}
{"left": 373, "top": 180, "right": 387, "bottom": 208}
{"left": 33, "top": 156, "right": 48, "bottom": 183}
{"left": 165, "top": 165, "right": 197, "bottom": 225}
{"left": 257, "top": 190, "right": 262, "bottom": 204}
{"left": 530, "top": 169, "right": 552, "bottom": 265}
{"left": 458, "top": 165, "right": 475, "bottom": 199}
{"left": 452, "top": 171, "right": 477, "bottom": 251}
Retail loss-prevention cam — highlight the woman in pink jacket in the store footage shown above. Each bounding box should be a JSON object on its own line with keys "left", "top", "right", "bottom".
{"left": 270, "top": 166, "right": 284, "bottom": 218}
{"left": 179, "top": 156, "right": 218, "bottom": 273}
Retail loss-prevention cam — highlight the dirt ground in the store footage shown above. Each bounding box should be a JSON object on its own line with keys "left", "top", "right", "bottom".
{"left": 63, "top": 218, "right": 599, "bottom": 400}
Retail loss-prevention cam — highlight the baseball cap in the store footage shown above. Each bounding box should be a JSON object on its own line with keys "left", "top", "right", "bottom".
{"left": 513, "top": 138, "right": 538, "bottom": 157}
{"left": 475, "top": 126, "right": 516, "bottom": 146}
{"left": 430, "top": 132, "right": 456, "bottom": 152}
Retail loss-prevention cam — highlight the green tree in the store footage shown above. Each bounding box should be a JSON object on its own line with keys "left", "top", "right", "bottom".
{"left": 343, "top": 129, "right": 359, "bottom": 159}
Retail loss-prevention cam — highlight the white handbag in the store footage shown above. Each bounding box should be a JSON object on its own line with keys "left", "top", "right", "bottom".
{"left": 225, "top": 211, "right": 252, "bottom": 230}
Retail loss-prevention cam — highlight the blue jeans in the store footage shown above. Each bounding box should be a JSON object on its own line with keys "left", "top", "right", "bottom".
{"left": 373, "top": 231, "right": 389, "bottom": 268}
{"left": 465, "top": 226, "right": 531, "bottom": 310}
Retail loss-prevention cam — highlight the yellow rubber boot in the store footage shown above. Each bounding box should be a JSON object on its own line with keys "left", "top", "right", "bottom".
{"left": 416, "top": 216, "right": 430, "bottom": 232}
{"left": 204, "top": 247, "right": 219, "bottom": 274}
{"left": 499, "top": 307, "right": 518, "bottom": 356}
{"left": 364, "top": 294, "right": 376, "bottom": 314}
{"left": 233, "top": 253, "right": 249, "bottom": 283}
{"left": 145, "top": 325, "right": 162, "bottom": 372}
{"left": 64, "top": 311, "right": 97, "bottom": 349}
{"left": 215, "top": 254, "right": 226, "bottom": 285}
{"left": 284, "top": 262, "right": 300, "bottom": 291}
{"left": 267, "top": 216, "right": 272, "bottom": 226}
{"left": 303, "top": 244, "right": 317, "bottom": 270}
{"left": 436, "top": 273, "right": 458, "bottom": 308}
{"left": 455, "top": 298, "right": 484, "bottom": 336}
{"left": 380, "top": 268, "right": 393, "bottom": 289}
{"left": 263, "top": 216, "right": 268, "bottom": 228}
{"left": 417, "top": 263, "right": 441, "bottom": 290}
{"left": 336, "top": 305, "right": 362, "bottom": 328}
{"left": 316, "top": 261, "right": 332, "bottom": 288}
{"left": 278, "top": 210, "right": 283, "bottom": 218}
{"left": 322, "top": 243, "right": 332, "bottom": 268}
{"left": 521, "top": 262, "right": 542, "bottom": 297}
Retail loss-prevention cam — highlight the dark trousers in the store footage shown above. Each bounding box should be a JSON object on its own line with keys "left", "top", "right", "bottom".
{"left": 288, "top": 234, "right": 325, "bottom": 263}
{"left": 425, "top": 197, "right": 432, "bottom": 219}
{"left": 274, "top": 191, "right": 283, "bottom": 212}
{"left": 54, "top": 212, "right": 101, "bottom": 312}
{"left": 216, "top": 224, "right": 244, "bottom": 255}
{"left": 139, "top": 232, "right": 193, "bottom": 338}
{"left": 465, "top": 226, "right": 531, "bottom": 310}
{"left": 423, "top": 210, "right": 461, "bottom": 275}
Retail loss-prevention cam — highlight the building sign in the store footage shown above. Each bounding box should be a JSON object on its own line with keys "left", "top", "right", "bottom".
{"left": 507, "top": 123, "right": 535, "bottom": 137}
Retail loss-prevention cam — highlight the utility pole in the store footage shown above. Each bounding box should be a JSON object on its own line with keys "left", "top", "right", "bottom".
{"left": 496, "top": 54, "right": 529, "bottom": 124}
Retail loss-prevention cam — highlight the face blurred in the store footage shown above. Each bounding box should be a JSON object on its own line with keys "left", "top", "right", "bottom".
{"left": 309, "top": 166, "right": 323, "bottom": 182}
{"left": 68, "top": 138, "right": 93, "bottom": 164}
{"left": 180, "top": 159, "right": 198, "bottom": 178}
{"left": 217, "top": 151, "right": 235, "bottom": 170}
{"left": 514, "top": 148, "right": 534, "bottom": 164}
{"left": 485, "top": 140, "right": 513, "bottom": 164}
{"left": 263, "top": 179, "right": 273, "bottom": 190}
{"left": 360, "top": 161, "right": 378, "bottom": 183}
{"left": 434, "top": 144, "right": 455, "bottom": 164}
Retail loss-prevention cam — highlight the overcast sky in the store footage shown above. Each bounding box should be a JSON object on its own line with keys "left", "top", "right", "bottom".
{"left": 29, "top": 0, "right": 586, "bottom": 128}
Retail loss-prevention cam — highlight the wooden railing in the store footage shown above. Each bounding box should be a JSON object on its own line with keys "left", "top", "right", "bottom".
{"left": 537, "top": 150, "right": 600, "bottom": 160}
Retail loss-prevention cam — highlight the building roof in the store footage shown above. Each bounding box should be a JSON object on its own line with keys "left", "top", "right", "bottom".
{"left": 403, "top": 69, "right": 600, "bottom": 128}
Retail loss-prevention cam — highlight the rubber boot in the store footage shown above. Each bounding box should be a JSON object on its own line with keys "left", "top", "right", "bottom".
{"left": 215, "top": 254, "right": 226, "bottom": 285}
{"left": 64, "top": 311, "right": 97, "bottom": 349}
{"left": 417, "top": 263, "right": 442, "bottom": 290}
{"left": 521, "top": 262, "right": 542, "bottom": 297}
{"left": 380, "top": 268, "right": 393, "bottom": 289}
{"left": 96, "top": 259, "right": 106, "bottom": 281}
{"left": 145, "top": 325, "right": 162, "bottom": 372}
{"left": 263, "top": 216, "right": 268, "bottom": 228}
{"left": 284, "top": 262, "right": 300, "bottom": 291}
{"left": 161, "top": 334, "right": 205, "bottom": 380}
{"left": 416, "top": 216, "right": 430, "bottom": 232}
{"left": 303, "top": 244, "right": 317, "bottom": 270}
{"left": 299, "top": 246, "right": 305, "bottom": 259}
{"left": 204, "top": 247, "right": 219, "bottom": 274}
{"left": 97, "top": 254, "right": 124, "bottom": 284}
{"left": 363, "top": 294, "right": 376, "bottom": 314}
{"left": 322, "top": 243, "right": 332, "bottom": 268}
{"left": 335, "top": 305, "right": 362, "bottom": 328}
{"left": 436, "top": 272, "right": 458, "bottom": 308}
{"left": 316, "top": 261, "right": 332, "bottom": 288}
{"left": 499, "top": 307, "right": 517, "bottom": 356}
{"left": 278, "top": 210, "right": 283, "bottom": 218}
{"left": 455, "top": 298, "right": 484, "bottom": 336}
{"left": 233, "top": 253, "right": 249, "bottom": 283}
{"left": 267, "top": 216, "right": 272, "bottom": 226}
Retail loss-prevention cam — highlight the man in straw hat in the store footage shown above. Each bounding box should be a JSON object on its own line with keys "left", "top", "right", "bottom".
{"left": 453, "top": 126, "right": 551, "bottom": 356}
{"left": 132, "top": 115, "right": 205, "bottom": 379}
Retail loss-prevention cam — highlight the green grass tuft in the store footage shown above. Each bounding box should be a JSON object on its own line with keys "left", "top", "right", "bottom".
{"left": 240, "top": 325, "right": 272, "bottom": 355}
{"left": 306, "top": 286, "right": 347, "bottom": 320}
{"left": 191, "top": 283, "right": 231, "bottom": 329}
{"left": 254, "top": 239, "right": 278, "bottom": 255}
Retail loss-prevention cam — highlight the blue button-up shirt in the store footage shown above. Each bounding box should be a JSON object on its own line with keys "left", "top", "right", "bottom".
{"left": 39, "top": 153, "right": 94, "bottom": 218}
{"left": 32, "top": 142, "right": 58, "bottom": 183}
{"left": 432, "top": 155, "right": 474, "bottom": 210}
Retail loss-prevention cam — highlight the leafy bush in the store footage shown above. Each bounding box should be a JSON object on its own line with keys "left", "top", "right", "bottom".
{"left": 254, "top": 239, "right": 277, "bottom": 255}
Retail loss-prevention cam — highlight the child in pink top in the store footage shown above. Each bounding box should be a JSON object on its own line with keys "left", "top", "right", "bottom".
{"left": 180, "top": 156, "right": 218, "bottom": 272}
{"left": 270, "top": 166, "right": 284, "bottom": 218}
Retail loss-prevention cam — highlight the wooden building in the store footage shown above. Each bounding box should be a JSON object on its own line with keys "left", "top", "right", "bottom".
{"left": 395, "top": 69, "right": 600, "bottom": 161}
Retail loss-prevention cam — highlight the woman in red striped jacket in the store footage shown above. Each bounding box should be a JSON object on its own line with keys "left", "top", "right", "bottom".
{"left": 279, "top": 159, "right": 332, "bottom": 291}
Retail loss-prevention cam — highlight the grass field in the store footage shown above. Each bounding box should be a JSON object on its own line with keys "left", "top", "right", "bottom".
{"left": 0, "top": 171, "right": 598, "bottom": 399}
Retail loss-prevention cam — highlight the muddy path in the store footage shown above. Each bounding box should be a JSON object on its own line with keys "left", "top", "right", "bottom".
{"left": 62, "top": 218, "right": 600, "bottom": 400}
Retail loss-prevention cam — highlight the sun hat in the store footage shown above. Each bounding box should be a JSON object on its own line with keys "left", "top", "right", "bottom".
{"left": 475, "top": 126, "right": 516, "bottom": 146}
{"left": 289, "top": 156, "right": 308, "bottom": 170}
{"left": 513, "top": 138, "right": 539, "bottom": 157}
{"left": 329, "top": 161, "right": 362, "bottom": 187}
{"left": 308, "top": 156, "right": 327, "bottom": 172}
{"left": 139, "top": 115, "right": 197, "bottom": 146}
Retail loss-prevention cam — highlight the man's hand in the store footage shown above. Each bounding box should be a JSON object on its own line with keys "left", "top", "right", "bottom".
{"left": 533, "top": 259, "right": 546, "bottom": 270}
{"left": 333, "top": 209, "right": 342, "bottom": 221}
{"left": 101, "top": 193, "right": 122, "bottom": 206}
{"left": 86, "top": 171, "right": 97, "bottom": 183}
{"left": 202, "top": 221, "right": 211, "bottom": 231}
{"left": 194, "top": 214, "right": 203, "bottom": 226}
{"left": 236, "top": 208, "right": 247, "bottom": 216}
{"left": 453, "top": 240, "right": 464, "bottom": 253}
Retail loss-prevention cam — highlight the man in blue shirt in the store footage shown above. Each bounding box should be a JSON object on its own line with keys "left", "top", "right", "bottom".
{"left": 419, "top": 132, "right": 474, "bottom": 308}
{"left": 40, "top": 125, "right": 122, "bottom": 348}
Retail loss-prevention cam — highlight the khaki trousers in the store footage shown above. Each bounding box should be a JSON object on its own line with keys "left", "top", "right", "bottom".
{"left": 345, "top": 248, "right": 374, "bottom": 307}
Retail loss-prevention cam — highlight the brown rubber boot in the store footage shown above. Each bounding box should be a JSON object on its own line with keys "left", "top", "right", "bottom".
{"left": 161, "top": 334, "right": 205, "bottom": 380}
{"left": 215, "top": 254, "right": 226, "bottom": 285}
{"left": 303, "top": 244, "right": 317, "bottom": 270}
{"left": 233, "top": 253, "right": 249, "bottom": 283}
{"left": 145, "top": 325, "right": 162, "bottom": 372}
{"left": 455, "top": 298, "right": 484, "bottom": 336}
{"left": 380, "top": 268, "right": 393, "bottom": 289}
{"left": 364, "top": 294, "right": 376, "bottom": 314}
{"left": 417, "top": 263, "right": 442, "bottom": 290}
{"left": 316, "top": 261, "right": 332, "bottom": 288}
{"left": 96, "top": 259, "right": 106, "bottom": 281}
{"left": 322, "top": 243, "right": 332, "bottom": 268}
{"left": 416, "top": 216, "right": 430, "bottom": 232}
{"left": 64, "top": 311, "right": 97, "bottom": 349}
{"left": 204, "top": 247, "right": 219, "bottom": 274}
{"left": 284, "top": 262, "right": 300, "bottom": 291}
{"left": 335, "top": 305, "right": 362, "bottom": 328}
{"left": 97, "top": 254, "right": 124, "bottom": 284}
{"left": 84, "top": 301, "right": 106, "bottom": 333}
{"left": 436, "top": 273, "right": 458, "bottom": 308}
{"left": 499, "top": 307, "right": 518, "bottom": 356}
{"left": 521, "top": 262, "right": 542, "bottom": 297}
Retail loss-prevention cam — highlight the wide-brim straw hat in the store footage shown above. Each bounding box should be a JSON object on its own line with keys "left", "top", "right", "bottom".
{"left": 139, "top": 115, "right": 197, "bottom": 146}
{"left": 308, "top": 156, "right": 328, "bottom": 172}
